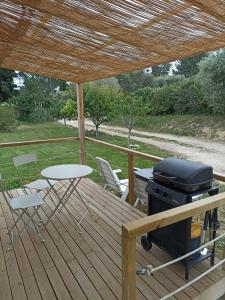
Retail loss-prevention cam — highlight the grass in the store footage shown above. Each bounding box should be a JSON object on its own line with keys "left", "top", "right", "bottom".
{"left": 0, "top": 122, "right": 170, "bottom": 189}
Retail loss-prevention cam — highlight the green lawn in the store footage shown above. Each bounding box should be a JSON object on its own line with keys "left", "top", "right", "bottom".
{"left": 0, "top": 122, "right": 170, "bottom": 189}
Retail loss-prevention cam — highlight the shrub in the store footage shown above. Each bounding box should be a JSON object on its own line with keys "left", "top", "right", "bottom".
{"left": 29, "top": 107, "right": 53, "bottom": 123}
{"left": 149, "top": 85, "right": 181, "bottom": 115}
{"left": 174, "top": 78, "right": 205, "bottom": 113}
{"left": 153, "top": 75, "right": 186, "bottom": 87}
{"left": 0, "top": 103, "right": 17, "bottom": 131}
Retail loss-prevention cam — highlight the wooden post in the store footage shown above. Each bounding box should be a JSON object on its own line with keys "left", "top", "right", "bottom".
{"left": 128, "top": 153, "right": 135, "bottom": 205}
{"left": 76, "top": 83, "right": 86, "bottom": 164}
{"left": 122, "top": 226, "right": 136, "bottom": 300}
{"left": 223, "top": 244, "right": 225, "bottom": 271}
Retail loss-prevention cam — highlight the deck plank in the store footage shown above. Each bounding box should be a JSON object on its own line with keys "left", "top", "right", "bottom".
{"left": 0, "top": 179, "right": 225, "bottom": 300}
{"left": 81, "top": 179, "right": 224, "bottom": 288}
{"left": 0, "top": 200, "right": 28, "bottom": 300}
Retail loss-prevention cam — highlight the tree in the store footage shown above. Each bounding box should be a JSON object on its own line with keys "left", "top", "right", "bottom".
{"left": 152, "top": 63, "right": 171, "bottom": 77}
{"left": 198, "top": 50, "right": 225, "bottom": 114}
{"left": 174, "top": 78, "right": 205, "bottom": 113}
{"left": 117, "top": 70, "right": 154, "bottom": 94}
{"left": 175, "top": 53, "right": 206, "bottom": 77}
{"left": 116, "top": 95, "right": 149, "bottom": 147}
{"left": 149, "top": 85, "right": 180, "bottom": 115}
{"left": 9, "top": 74, "right": 67, "bottom": 121}
{"left": 60, "top": 99, "right": 77, "bottom": 127}
{"left": 0, "top": 102, "right": 17, "bottom": 132}
{"left": 0, "top": 69, "right": 17, "bottom": 103}
{"left": 84, "top": 82, "right": 120, "bottom": 136}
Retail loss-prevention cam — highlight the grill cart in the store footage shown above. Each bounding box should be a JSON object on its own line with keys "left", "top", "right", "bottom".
{"left": 137, "top": 158, "right": 219, "bottom": 280}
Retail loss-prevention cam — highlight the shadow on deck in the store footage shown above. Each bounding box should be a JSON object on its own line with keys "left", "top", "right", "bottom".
{"left": 0, "top": 179, "right": 225, "bottom": 300}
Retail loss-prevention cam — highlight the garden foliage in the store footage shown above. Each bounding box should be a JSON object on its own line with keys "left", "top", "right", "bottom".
{"left": 0, "top": 103, "right": 17, "bottom": 132}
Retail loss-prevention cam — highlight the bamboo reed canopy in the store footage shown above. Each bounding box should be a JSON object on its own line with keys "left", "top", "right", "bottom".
{"left": 0, "top": 0, "right": 225, "bottom": 83}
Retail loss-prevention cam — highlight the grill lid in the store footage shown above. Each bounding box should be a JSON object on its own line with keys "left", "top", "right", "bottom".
{"left": 153, "top": 158, "right": 213, "bottom": 192}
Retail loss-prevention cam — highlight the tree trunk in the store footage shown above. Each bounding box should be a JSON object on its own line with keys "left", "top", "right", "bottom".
{"left": 63, "top": 117, "right": 67, "bottom": 128}
{"left": 95, "top": 125, "right": 99, "bottom": 137}
{"left": 128, "top": 128, "right": 132, "bottom": 148}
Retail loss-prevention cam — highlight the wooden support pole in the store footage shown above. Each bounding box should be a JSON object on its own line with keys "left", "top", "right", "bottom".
{"left": 223, "top": 245, "right": 225, "bottom": 271}
{"left": 76, "top": 83, "right": 86, "bottom": 164}
{"left": 128, "top": 153, "right": 135, "bottom": 205}
{"left": 122, "top": 227, "right": 136, "bottom": 300}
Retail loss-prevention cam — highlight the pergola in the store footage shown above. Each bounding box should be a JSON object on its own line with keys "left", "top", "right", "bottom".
{"left": 1, "top": 2, "right": 225, "bottom": 299}
{"left": 1, "top": 0, "right": 225, "bottom": 162}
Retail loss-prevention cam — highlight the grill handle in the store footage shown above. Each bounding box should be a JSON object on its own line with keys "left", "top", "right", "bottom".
{"left": 154, "top": 172, "right": 177, "bottom": 181}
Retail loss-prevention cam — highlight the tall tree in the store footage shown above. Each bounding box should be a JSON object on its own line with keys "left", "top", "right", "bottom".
{"left": 84, "top": 81, "right": 120, "bottom": 136}
{"left": 116, "top": 95, "right": 149, "bottom": 148}
{"left": 152, "top": 63, "right": 171, "bottom": 77}
{"left": 10, "top": 73, "right": 68, "bottom": 121}
{"left": 198, "top": 50, "right": 225, "bottom": 114}
{"left": 175, "top": 53, "right": 206, "bottom": 77}
{"left": 0, "top": 69, "right": 17, "bottom": 102}
{"left": 117, "top": 70, "right": 154, "bottom": 94}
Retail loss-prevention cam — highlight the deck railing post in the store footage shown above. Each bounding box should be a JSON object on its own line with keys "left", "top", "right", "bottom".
{"left": 128, "top": 153, "right": 135, "bottom": 205}
{"left": 76, "top": 82, "right": 86, "bottom": 164}
{"left": 223, "top": 245, "right": 225, "bottom": 271}
{"left": 122, "top": 226, "right": 136, "bottom": 300}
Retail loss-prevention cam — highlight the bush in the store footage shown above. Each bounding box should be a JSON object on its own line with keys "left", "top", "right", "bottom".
{"left": 0, "top": 103, "right": 17, "bottom": 131}
{"left": 174, "top": 78, "right": 206, "bottom": 113}
{"left": 153, "top": 75, "right": 186, "bottom": 87}
{"left": 29, "top": 107, "right": 53, "bottom": 123}
{"left": 134, "top": 86, "right": 155, "bottom": 103}
{"left": 149, "top": 85, "right": 181, "bottom": 115}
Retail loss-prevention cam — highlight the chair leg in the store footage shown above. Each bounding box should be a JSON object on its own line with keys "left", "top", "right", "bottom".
{"left": 121, "top": 188, "right": 129, "bottom": 201}
{"left": 134, "top": 197, "right": 140, "bottom": 207}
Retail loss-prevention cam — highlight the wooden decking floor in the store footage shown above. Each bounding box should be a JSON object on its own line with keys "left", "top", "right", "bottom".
{"left": 0, "top": 179, "right": 225, "bottom": 300}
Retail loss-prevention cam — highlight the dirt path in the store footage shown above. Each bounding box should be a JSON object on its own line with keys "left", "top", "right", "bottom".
{"left": 59, "top": 119, "right": 225, "bottom": 175}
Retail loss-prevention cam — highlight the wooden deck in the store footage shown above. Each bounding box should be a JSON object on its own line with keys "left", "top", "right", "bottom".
{"left": 0, "top": 179, "right": 225, "bottom": 300}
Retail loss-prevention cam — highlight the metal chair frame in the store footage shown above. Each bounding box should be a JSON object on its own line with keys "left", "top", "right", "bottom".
{"left": 12, "top": 152, "right": 59, "bottom": 203}
{"left": 0, "top": 174, "right": 45, "bottom": 249}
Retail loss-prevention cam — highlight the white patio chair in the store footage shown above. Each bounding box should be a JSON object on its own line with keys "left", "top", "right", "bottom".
{"left": 134, "top": 175, "right": 148, "bottom": 207}
{"left": 13, "top": 153, "right": 57, "bottom": 196}
{"left": 95, "top": 157, "right": 129, "bottom": 201}
{"left": 0, "top": 174, "right": 45, "bottom": 248}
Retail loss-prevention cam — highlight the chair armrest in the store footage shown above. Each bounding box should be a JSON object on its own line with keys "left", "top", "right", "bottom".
{"left": 134, "top": 167, "right": 140, "bottom": 171}
{"left": 113, "top": 169, "right": 122, "bottom": 174}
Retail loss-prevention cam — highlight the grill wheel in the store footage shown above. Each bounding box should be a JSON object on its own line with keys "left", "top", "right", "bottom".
{"left": 141, "top": 235, "right": 152, "bottom": 251}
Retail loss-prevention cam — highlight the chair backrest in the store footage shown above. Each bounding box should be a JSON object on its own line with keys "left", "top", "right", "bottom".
{"left": 95, "top": 157, "right": 122, "bottom": 193}
{"left": 134, "top": 176, "right": 148, "bottom": 203}
{"left": 13, "top": 153, "right": 37, "bottom": 167}
{"left": 12, "top": 153, "right": 38, "bottom": 189}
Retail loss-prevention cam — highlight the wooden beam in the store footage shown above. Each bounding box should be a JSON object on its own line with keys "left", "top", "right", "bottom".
{"left": 0, "top": 137, "right": 78, "bottom": 148}
{"left": 128, "top": 154, "right": 135, "bottom": 205}
{"left": 122, "top": 227, "right": 136, "bottom": 300}
{"left": 85, "top": 137, "right": 161, "bottom": 162}
{"left": 123, "top": 192, "right": 225, "bottom": 239}
{"left": 76, "top": 83, "right": 86, "bottom": 164}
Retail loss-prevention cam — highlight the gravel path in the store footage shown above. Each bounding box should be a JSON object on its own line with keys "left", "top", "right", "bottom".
{"left": 59, "top": 119, "right": 225, "bottom": 175}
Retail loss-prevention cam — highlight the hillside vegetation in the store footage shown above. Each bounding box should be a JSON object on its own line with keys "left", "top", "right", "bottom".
{"left": 134, "top": 114, "right": 225, "bottom": 140}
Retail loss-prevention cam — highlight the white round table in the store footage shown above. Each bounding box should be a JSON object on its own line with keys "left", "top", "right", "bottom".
{"left": 41, "top": 164, "right": 93, "bottom": 180}
{"left": 41, "top": 164, "right": 93, "bottom": 232}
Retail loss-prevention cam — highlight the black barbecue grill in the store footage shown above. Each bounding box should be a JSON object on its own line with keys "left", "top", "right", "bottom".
{"left": 137, "top": 158, "right": 219, "bottom": 280}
